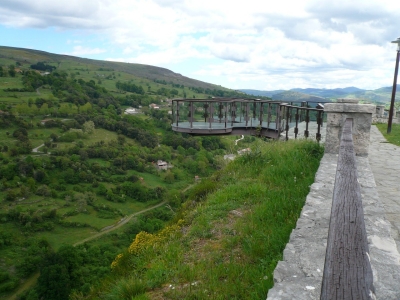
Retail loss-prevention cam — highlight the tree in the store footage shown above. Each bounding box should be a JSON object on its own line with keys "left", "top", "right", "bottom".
{"left": 36, "top": 185, "right": 51, "bottom": 197}
{"left": 83, "top": 121, "right": 95, "bottom": 134}
{"left": 5, "top": 190, "right": 17, "bottom": 201}
{"left": 36, "top": 253, "right": 71, "bottom": 300}
{"left": 8, "top": 65, "right": 16, "bottom": 77}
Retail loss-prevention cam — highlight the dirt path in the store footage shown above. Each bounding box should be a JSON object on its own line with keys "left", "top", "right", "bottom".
{"left": 73, "top": 201, "right": 167, "bottom": 246}
{"left": 32, "top": 144, "right": 44, "bottom": 153}
{"left": 8, "top": 273, "right": 39, "bottom": 300}
{"left": 235, "top": 134, "right": 244, "bottom": 145}
{"left": 8, "top": 201, "right": 167, "bottom": 299}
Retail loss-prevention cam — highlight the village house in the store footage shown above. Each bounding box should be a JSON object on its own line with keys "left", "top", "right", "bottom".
{"left": 124, "top": 108, "right": 140, "bottom": 115}
{"left": 149, "top": 103, "right": 160, "bottom": 109}
{"left": 156, "top": 160, "right": 171, "bottom": 170}
{"left": 40, "top": 119, "right": 54, "bottom": 125}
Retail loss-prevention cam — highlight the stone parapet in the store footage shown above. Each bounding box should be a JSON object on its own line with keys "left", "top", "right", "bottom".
{"left": 324, "top": 99, "right": 375, "bottom": 156}
{"left": 266, "top": 154, "right": 400, "bottom": 300}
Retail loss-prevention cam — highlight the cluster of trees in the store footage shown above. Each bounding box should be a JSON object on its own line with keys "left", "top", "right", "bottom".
{"left": 30, "top": 62, "right": 56, "bottom": 72}
{"left": 0, "top": 238, "right": 51, "bottom": 294}
{"left": 9, "top": 127, "right": 33, "bottom": 155}
{"left": 0, "top": 65, "right": 16, "bottom": 77}
{"left": 13, "top": 242, "right": 118, "bottom": 300}
{"left": 156, "top": 86, "right": 179, "bottom": 97}
{"left": 115, "top": 81, "right": 145, "bottom": 94}
{"left": 153, "top": 79, "right": 168, "bottom": 85}
{"left": 116, "top": 93, "right": 154, "bottom": 107}
{"left": 153, "top": 79, "right": 184, "bottom": 89}
{"left": 13, "top": 101, "right": 93, "bottom": 117}
{"left": 21, "top": 71, "right": 119, "bottom": 111}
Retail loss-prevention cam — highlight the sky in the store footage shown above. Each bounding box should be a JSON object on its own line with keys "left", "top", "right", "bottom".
{"left": 0, "top": 0, "right": 400, "bottom": 91}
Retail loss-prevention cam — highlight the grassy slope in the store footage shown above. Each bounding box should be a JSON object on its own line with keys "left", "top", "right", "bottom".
{"left": 376, "top": 123, "right": 400, "bottom": 146}
{"left": 85, "top": 139, "right": 323, "bottom": 300}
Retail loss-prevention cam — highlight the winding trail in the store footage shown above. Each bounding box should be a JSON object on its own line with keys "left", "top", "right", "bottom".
{"left": 8, "top": 201, "right": 167, "bottom": 300}
{"left": 235, "top": 135, "right": 244, "bottom": 145}
{"left": 73, "top": 201, "right": 167, "bottom": 246}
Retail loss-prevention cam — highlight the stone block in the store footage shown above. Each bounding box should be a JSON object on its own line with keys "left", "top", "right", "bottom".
{"left": 324, "top": 100, "right": 375, "bottom": 156}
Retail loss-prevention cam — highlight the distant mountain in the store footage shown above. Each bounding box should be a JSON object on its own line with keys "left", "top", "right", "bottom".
{"left": 271, "top": 91, "right": 327, "bottom": 103}
{"left": 290, "top": 87, "right": 364, "bottom": 98}
{"left": 239, "top": 85, "right": 400, "bottom": 104}
{"left": 240, "top": 89, "right": 285, "bottom": 98}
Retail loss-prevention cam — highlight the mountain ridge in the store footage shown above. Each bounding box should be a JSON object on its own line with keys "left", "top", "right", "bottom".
{"left": 240, "top": 85, "right": 400, "bottom": 104}
{"left": 0, "top": 45, "right": 228, "bottom": 91}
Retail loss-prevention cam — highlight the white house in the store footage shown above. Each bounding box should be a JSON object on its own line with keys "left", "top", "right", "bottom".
{"left": 124, "top": 108, "right": 139, "bottom": 114}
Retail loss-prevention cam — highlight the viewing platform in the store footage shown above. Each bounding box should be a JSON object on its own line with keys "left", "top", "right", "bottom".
{"left": 171, "top": 98, "right": 325, "bottom": 140}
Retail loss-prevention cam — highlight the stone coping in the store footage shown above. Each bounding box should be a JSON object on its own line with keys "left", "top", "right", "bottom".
{"left": 324, "top": 103, "right": 376, "bottom": 114}
{"left": 266, "top": 154, "right": 400, "bottom": 300}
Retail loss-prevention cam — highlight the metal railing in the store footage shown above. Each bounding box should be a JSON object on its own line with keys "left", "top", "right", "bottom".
{"left": 171, "top": 98, "right": 325, "bottom": 140}
{"left": 321, "top": 118, "right": 375, "bottom": 300}
{"left": 279, "top": 103, "right": 325, "bottom": 142}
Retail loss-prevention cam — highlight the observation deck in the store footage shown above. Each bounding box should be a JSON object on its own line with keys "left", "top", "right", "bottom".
{"left": 171, "top": 98, "right": 325, "bottom": 140}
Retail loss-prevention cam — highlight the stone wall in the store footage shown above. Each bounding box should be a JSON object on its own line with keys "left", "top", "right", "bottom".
{"left": 267, "top": 100, "right": 400, "bottom": 299}
{"left": 267, "top": 153, "right": 400, "bottom": 299}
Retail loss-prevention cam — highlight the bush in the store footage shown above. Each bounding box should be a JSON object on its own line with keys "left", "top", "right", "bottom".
{"left": 187, "top": 179, "right": 219, "bottom": 202}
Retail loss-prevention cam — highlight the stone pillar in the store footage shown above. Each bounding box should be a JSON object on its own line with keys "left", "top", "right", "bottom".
{"left": 324, "top": 99, "right": 375, "bottom": 156}
{"left": 376, "top": 105, "right": 385, "bottom": 118}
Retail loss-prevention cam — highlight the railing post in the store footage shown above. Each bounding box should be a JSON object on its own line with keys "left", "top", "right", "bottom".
{"left": 321, "top": 118, "right": 375, "bottom": 300}
{"left": 324, "top": 99, "right": 375, "bottom": 156}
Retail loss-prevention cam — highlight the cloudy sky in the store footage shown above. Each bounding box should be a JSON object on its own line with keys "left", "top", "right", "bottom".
{"left": 0, "top": 0, "right": 400, "bottom": 90}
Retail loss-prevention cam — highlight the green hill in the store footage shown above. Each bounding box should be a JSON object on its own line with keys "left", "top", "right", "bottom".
{"left": 0, "top": 46, "right": 233, "bottom": 94}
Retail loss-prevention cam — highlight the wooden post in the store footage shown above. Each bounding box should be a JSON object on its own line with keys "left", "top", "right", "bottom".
{"left": 321, "top": 118, "right": 375, "bottom": 300}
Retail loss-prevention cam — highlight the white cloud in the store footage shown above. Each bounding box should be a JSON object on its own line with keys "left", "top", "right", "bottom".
{"left": 1, "top": 0, "right": 400, "bottom": 90}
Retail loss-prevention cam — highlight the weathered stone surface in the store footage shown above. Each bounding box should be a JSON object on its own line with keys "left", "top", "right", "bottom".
{"left": 324, "top": 103, "right": 376, "bottom": 114}
{"left": 324, "top": 102, "right": 375, "bottom": 156}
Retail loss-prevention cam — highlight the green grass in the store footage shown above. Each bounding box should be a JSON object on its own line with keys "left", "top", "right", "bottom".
{"left": 35, "top": 226, "right": 96, "bottom": 250}
{"left": 376, "top": 123, "right": 400, "bottom": 146}
{"left": 83, "top": 139, "right": 323, "bottom": 300}
{"left": 64, "top": 211, "right": 118, "bottom": 230}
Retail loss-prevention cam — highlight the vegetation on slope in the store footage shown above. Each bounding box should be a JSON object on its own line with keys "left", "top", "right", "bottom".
{"left": 0, "top": 46, "right": 315, "bottom": 300}
{"left": 78, "top": 139, "right": 324, "bottom": 300}
{"left": 376, "top": 123, "right": 400, "bottom": 146}
{"left": 0, "top": 48, "right": 257, "bottom": 299}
